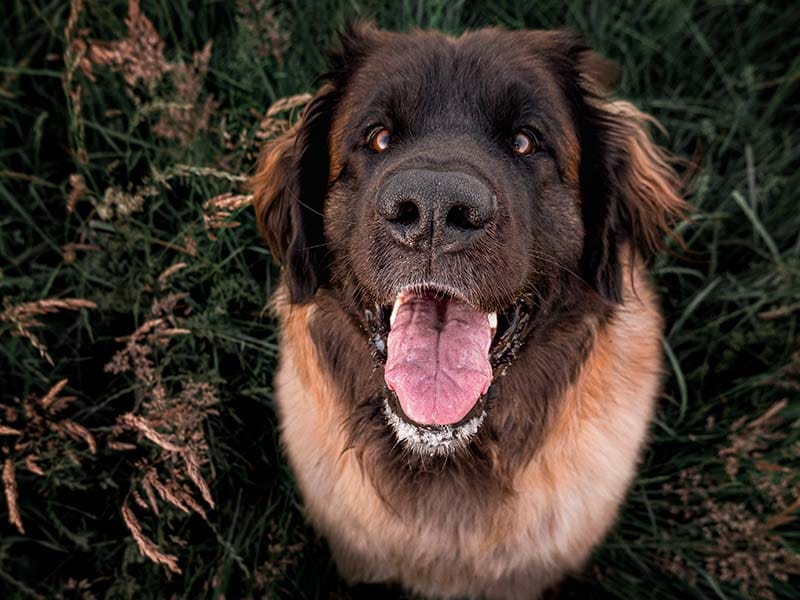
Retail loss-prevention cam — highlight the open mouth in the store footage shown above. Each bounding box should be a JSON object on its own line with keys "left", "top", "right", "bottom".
{"left": 365, "top": 286, "right": 532, "bottom": 456}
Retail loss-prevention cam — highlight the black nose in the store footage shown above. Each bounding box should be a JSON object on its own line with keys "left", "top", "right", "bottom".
{"left": 377, "top": 169, "right": 496, "bottom": 252}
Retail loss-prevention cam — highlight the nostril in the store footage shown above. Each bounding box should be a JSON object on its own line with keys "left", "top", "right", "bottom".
{"left": 446, "top": 204, "right": 482, "bottom": 231}
{"left": 378, "top": 170, "right": 494, "bottom": 250}
{"left": 391, "top": 200, "right": 420, "bottom": 227}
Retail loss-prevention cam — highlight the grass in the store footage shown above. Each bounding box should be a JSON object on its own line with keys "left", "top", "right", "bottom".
{"left": 0, "top": 0, "right": 798, "bottom": 598}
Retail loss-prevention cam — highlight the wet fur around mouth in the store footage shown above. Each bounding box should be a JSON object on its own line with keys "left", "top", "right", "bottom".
{"left": 252, "top": 21, "right": 687, "bottom": 600}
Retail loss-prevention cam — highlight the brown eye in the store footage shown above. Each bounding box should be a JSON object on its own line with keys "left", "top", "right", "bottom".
{"left": 368, "top": 127, "right": 392, "bottom": 152}
{"left": 511, "top": 131, "right": 536, "bottom": 155}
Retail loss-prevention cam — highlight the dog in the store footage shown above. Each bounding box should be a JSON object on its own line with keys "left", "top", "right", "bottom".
{"left": 252, "top": 21, "right": 687, "bottom": 599}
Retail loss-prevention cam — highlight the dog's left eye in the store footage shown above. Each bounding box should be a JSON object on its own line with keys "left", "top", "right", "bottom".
{"left": 367, "top": 127, "right": 392, "bottom": 152}
{"left": 511, "top": 131, "right": 536, "bottom": 156}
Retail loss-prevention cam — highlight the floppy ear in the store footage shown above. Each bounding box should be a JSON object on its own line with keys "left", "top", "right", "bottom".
{"left": 252, "top": 89, "right": 336, "bottom": 304}
{"left": 574, "top": 49, "right": 688, "bottom": 302}
{"left": 253, "top": 123, "right": 298, "bottom": 265}
{"left": 579, "top": 49, "right": 621, "bottom": 94}
{"left": 252, "top": 20, "right": 383, "bottom": 304}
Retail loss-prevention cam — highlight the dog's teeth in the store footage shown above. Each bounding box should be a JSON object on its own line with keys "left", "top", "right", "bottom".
{"left": 390, "top": 295, "right": 403, "bottom": 327}
{"left": 488, "top": 312, "right": 498, "bottom": 330}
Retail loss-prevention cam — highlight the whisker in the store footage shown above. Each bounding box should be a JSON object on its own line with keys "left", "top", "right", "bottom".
{"left": 286, "top": 188, "right": 357, "bottom": 226}
{"left": 526, "top": 249, "right": 584, "bottom": 282}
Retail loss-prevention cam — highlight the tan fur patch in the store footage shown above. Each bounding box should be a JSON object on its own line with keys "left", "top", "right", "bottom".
{"left": 600, "top": 99, "right": 690, "bottom": 254}
{"left": 251, "top": 123, "right": 298, "bottom": 261}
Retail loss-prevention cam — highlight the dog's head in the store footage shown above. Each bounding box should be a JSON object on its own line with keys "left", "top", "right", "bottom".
{"left": 254, "top": 23, "right": 686, "bottom": 455}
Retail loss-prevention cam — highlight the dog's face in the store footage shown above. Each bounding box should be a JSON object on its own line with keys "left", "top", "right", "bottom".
{"left": 326, "top": 28, "right": 585, "bottom": 312}
{"left": 254, "top": 24, "right": 684, "bottom": 456}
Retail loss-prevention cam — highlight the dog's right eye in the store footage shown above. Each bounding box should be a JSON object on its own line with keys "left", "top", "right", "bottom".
{"left": 367, "top": 127, "right": 392, "bottom": 152}
{"left": 511, "top": 131, "right": 537, "bottom": 156}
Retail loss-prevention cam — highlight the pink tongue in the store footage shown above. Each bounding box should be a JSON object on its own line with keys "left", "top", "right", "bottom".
{"left": 384, "top": 293, "right": 493, "bottom": 425}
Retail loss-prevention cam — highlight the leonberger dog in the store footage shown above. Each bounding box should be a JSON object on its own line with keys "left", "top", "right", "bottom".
{"left": 252, "top": 21, "right": 687, "bottom": 600}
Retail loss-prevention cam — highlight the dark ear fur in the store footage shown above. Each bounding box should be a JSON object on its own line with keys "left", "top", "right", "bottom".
{"left": 569, "top": 43, "right": 688, "bottom": 302}
{"left": 252, "top": 20, "right": 381, "bottom": 304}
{"left": 252, "top": 90, "right": 334, "bottom": 304}
{"left": 579, "top": 49, "right": 622, "bottom": 93}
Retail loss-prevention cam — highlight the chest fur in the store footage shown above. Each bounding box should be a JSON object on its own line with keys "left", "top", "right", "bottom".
{"left": 271, "top": 273, "right": 662, "bottom": 597}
